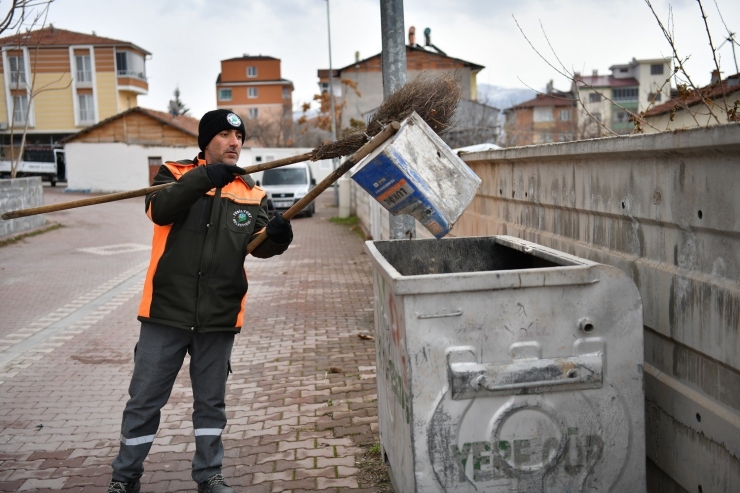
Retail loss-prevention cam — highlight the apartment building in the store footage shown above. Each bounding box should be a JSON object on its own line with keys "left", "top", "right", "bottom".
{"left": 573, "top": 57, "right": 671, "bottom": 136}
{"left": 503, "top": 82, "right": 577, "bottom": 146}
{"left": 317, "top": 27, "right": 485, "bottom": 130}
{"left": 0, "top": 26, "right": 150, "bottom": 150}
{"left": 215, "top": 55, "right": 294, "bottom": 146}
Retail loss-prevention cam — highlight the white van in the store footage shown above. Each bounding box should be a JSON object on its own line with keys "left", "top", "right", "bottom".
{"left": 258, "top": 162, "right": 317, "bottom": 217}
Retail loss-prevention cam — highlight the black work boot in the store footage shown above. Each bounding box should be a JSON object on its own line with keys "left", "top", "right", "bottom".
{"left": 197, "top": 474, "right": 235, "bottom": 493}
{"left": 108, "top": 479, "right": 140, "bottom": 493}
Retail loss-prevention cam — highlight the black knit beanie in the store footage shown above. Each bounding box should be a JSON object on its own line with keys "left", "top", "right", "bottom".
{"left": 198, "top": 109, "right": 246, "bottom": 150}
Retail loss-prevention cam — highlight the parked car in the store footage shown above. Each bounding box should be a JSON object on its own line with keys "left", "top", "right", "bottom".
{"left": 259, "top": 162, "right": 316, "bottom": 217}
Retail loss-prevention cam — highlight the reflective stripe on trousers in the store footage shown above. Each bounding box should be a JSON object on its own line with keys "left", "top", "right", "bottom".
{"left": 112, "top": 322, "right": 234, "bottom": 484}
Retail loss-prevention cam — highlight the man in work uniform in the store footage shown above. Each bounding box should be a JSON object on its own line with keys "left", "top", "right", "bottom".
{"left": 108, "top": 109, "right": 293, "bottom": 493}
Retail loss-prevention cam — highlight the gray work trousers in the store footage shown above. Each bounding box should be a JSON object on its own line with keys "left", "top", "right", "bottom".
{"left": 111, "top": 322, "right": 234, "bottom": 483}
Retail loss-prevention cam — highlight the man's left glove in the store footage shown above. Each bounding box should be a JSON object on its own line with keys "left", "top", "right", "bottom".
{"left": 266, "top": 213, "right": 293, "bottom": 244}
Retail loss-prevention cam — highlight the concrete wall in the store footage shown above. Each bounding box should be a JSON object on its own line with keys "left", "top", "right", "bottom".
{"left": 449, "top": 123, "right": 740, "bottom": 493}
{"left": 65, "top": 142, "right": 200, "bottom": 192}
{"left": 0, "top": 177, "right": 44, "bottom": 237}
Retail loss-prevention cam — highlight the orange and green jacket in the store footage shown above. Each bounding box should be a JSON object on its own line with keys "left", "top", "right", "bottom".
{"left": 137, "top": 156, "right": 290, "bottom": 333}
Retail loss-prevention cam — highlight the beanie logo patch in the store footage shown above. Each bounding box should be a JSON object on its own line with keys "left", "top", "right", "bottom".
{"left": 232, "top": 209, "right": 252, "bottom": 227}
{"left": 227, "top": 113, "right": 242, "bottom": 127}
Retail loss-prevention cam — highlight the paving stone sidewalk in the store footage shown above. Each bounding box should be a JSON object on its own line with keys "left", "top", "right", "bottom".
{"left": 0, "top": 189, "right": 385, "bottom": 492}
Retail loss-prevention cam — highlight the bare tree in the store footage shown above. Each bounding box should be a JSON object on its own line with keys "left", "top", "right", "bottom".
{"left": 513, "top": 0, "right": 739, "bottom": 138}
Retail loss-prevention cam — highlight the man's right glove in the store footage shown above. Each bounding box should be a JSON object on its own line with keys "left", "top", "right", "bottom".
{"left": 205, "top": 164, "right": 245, "bottom": 188}
{"left": 266, "top": 212, "right": 293, "bottom": 244}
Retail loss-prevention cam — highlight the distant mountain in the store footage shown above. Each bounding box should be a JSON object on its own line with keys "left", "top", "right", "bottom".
{"left": 477, "top": 84, "right": 537, "bottom": 110}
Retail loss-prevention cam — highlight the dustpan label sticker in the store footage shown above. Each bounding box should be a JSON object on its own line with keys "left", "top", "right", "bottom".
{"left": 377, "top": 179, "right": 416, "bottom": 208}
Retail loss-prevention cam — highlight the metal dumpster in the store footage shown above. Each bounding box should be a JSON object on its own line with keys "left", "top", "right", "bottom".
{"left": 366, "top": 235, "right": 645, "bottom": 492}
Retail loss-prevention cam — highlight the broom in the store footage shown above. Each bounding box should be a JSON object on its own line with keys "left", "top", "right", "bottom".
{"left": 2, "top": 72, "right": 461, "bottom": 221}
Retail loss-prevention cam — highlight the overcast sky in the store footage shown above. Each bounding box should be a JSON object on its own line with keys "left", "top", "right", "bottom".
{"left": 36, "top": 0, "right": 740, "bottom": 119}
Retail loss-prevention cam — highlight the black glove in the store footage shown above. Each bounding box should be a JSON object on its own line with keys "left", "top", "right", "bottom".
{"left": 266, "top": 212, "right": 293, "bottom": 244}
{"left": 205, "top": 164, "right": 244, "bottom": 188}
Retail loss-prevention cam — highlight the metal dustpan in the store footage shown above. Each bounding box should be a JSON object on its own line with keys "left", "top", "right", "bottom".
{"left": 351, "top": 111, "right": 482, "bottom": 238}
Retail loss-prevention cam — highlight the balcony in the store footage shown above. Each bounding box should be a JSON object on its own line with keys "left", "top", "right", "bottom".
{"left": 116, "top": 69, "right": 146, "bottom": 81}
{"left": 76, "top": 70, "right": 93, "bottom": 86}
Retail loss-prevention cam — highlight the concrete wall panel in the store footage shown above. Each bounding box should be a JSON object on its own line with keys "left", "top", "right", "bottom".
{"left": 0, "top": 177, "right": 44, "bottom": 237}
{"left": 450, "top": 123, "right": 740, "bottom": 492}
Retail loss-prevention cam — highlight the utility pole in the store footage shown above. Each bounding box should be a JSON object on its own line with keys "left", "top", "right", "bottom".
{"left": 380, "top": 0, "right": 415, "bottom": 239}
{"left": 325, "top": 0, "right": 339, "bottom": 205}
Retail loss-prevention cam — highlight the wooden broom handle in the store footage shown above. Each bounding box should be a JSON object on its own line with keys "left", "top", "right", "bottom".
{"left": 0, "top": 152, "right": 313, "bottom": 220}
{"left": 247, "top": 121, "right": 400, "bottom": 254}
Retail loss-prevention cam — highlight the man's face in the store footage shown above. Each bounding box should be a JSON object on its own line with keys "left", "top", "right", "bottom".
{"left": 204, "top": 129, "right": 243, "bottom": 165}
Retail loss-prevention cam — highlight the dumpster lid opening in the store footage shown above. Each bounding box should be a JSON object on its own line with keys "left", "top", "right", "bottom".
{"left": 372, "top": 237, "right": 567, "bottom": 276}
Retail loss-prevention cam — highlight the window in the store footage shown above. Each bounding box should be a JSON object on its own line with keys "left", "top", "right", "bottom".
{"left": 283, "top": 88, "right": 290, "bottom": 99}
{"left": 558, "top": 109, "right": 571, "bottom": 121}
{"left": 8, "top": 55, "right": 26, "bottom": 85}
{"left": 319, "top": 82, "right": 329, "bottom": 93}
{"left": 247, "top": 66, "right": 257, "bottom": 77}
{"left": 78, "top": 94, "right": 94, "bottom": 123}
{"left": 115, "top": 51, "right": 146, "bottom": 80}
{"left": 262, "top": 168, "right": 307, "bottom": 186}
{"left": 75, "top": 55, "right": 92, "bottom": 84}
{"left": 614, "top": 111, "right": 632, "bottom": 123}
{"left": 533, "top": 107, "right": 554, "bottom": 122}
{"left": 593, "top": 112, "right": 602, "bottom": 122}
{"left": 650, "top": 64, "right": 664, "bottom": 75}
{"left": 648, "top": 92, "right": 662, "bottom": 103}
{"left": 248, "top": 87, "right": 258, "bottom": 98}
{"left": 255, "top": 156, "right": 263, "bottom": 162}
{"left": 619, "top": 68, "right": 628, "bottom": 73}
{"left": 613, "top": 88, "right": 638, "bottom": 101}
{"left": 218, "top": 88, "right": 232, "bottom": 101}
{"left": 589, "top": 93, "right": 602, "bottom": 103}
{"left": 12, "top": 95, "right": 28, "bottom": 123}
{"left": 249, "top": 107, "right": 259, "bottom": 118}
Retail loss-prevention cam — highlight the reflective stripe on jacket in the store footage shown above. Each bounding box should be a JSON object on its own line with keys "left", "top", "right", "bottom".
{"left": 137, "top": 156, "right": 289, "bottom": 333}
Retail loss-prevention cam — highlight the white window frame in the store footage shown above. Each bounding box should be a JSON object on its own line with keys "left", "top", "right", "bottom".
{"left": 2, "top": 46, "right": 34, "bottom": 128}
{"left": 78, "top": 94, "right": 95, "bottom": 123}
{"left": 558, "top": 109, "right": 571, "bottom": 121}
{"left": 247, "top": 66, "right": 257, "bottom": 78}
{"left": 7, "top": 54, "right": 26, "bottom": 85}
{"left": 248, "top": 87, "right": 258, "bottom": 99}
{"left": 115, "top": 50, "right": 147, "bottom": 80}
{"left": 69, "top": 45, "right": 98, "bottom": 126}
{"left": 12, "top": 94, "right": 28, "bottom": 124}
{"left": 75, "top": 54, "right": 93, "bottom": 85}
{"left": 218, "top": 88, "right": 232, "bottom": 101}
{"left": 248, "top": 107, "right": 259, "bottom": 118}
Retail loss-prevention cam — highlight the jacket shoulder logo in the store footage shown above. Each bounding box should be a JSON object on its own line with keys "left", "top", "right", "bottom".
{"left": 232, "top": 209, "right": 253, "bottom": 227}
